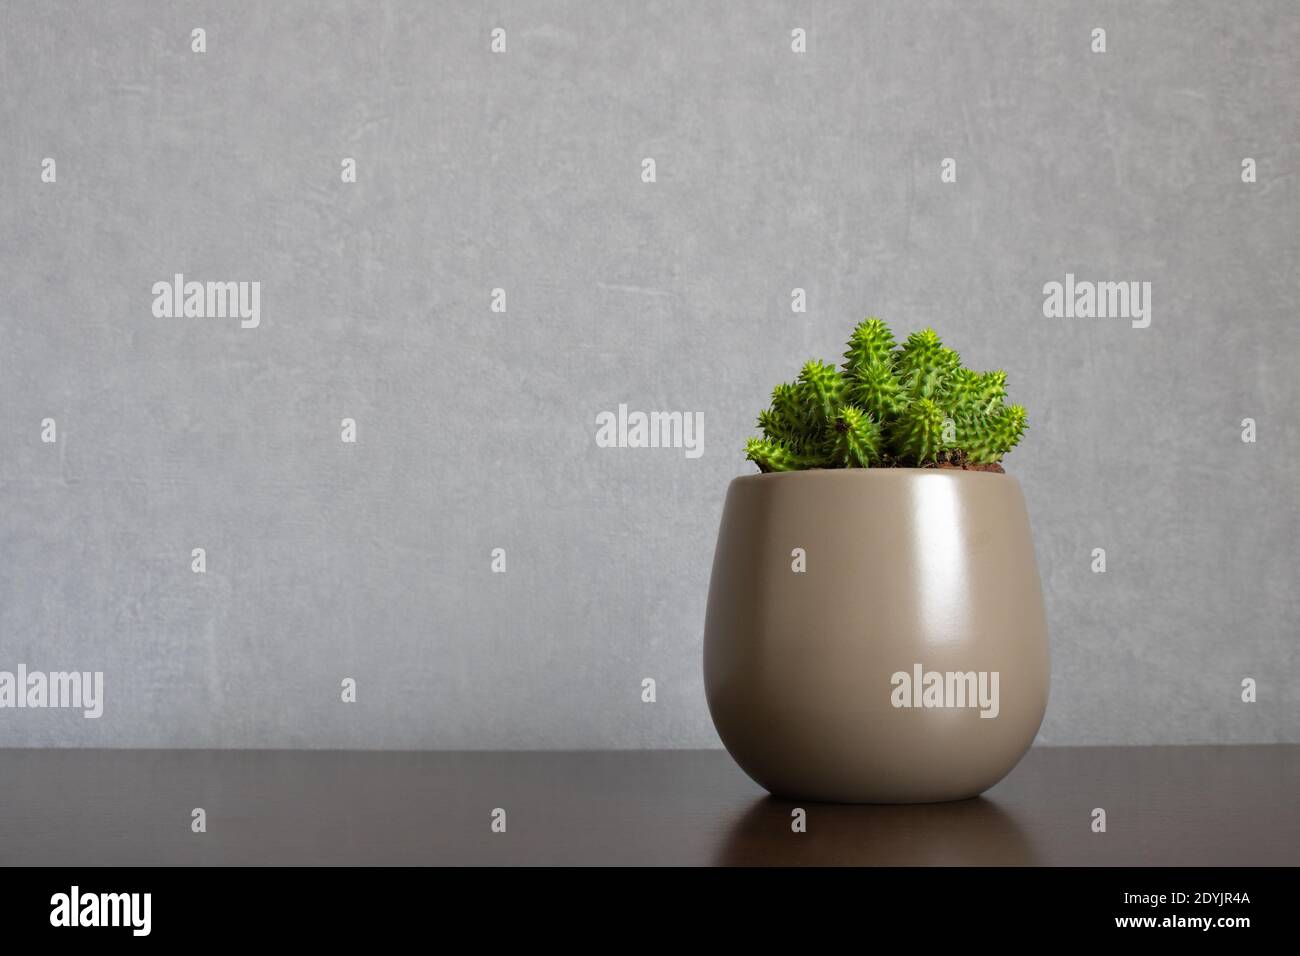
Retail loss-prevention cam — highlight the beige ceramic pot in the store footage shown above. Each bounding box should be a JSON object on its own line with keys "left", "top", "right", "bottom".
{"left": 704, "top": 469, "right": 1049, "bottom": 804}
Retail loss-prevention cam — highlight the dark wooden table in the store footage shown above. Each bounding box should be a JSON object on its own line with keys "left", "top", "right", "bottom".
{"left": 1, "top": 746, "right": 1295, "bottom": 866}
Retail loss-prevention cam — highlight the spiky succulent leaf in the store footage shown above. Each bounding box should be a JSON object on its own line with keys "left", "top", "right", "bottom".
{"left": 943, "top": 368, "right": 1011, "bottom": 424}
{"left": 756, "top": 408, "right": 793, "bottom": 446}
{"left": 757, "top": 407, "right": 806, "bottom": 451}
{"left": 832, "top": 405, "right": 882, "bottom": 467}
{"left": 891, "top": 397, "right": 948, "bottom": 464}
{"left": 940, "top": 367, "right": 980, "bottom": 416}
{"left": 955, "top": 405, "right": 1027, "bottom": 463}
{"left": 745, "top": 437, "right": 830, "bottom": 473}
{"left": 896, "top": 329, "right": 960, "bottom": 400}
{"left": 964, "top": 370, "right": 1008, "bottom": 416}
{"left": 770, "top": 382, "right": 801, "bottom": 416}
{"left": 796, "top": 359, "right": 845, "bottom": 425}
{"left": 842, "top": 317, "right": 897, "bottom": 378}
{"left": 847, "top": 362, "right": 906, "bottom": 420}
{"left": 756, "top": 383, "right": 812, "bottom": 447}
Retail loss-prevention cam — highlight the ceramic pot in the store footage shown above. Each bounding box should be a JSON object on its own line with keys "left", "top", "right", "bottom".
{"left": 703, "top": 469, "right": 1049, "bottom": 803}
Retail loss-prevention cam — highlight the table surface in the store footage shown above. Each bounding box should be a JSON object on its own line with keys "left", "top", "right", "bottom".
{"left": 1, "top": 746, "right": 1296, "bottom": 866}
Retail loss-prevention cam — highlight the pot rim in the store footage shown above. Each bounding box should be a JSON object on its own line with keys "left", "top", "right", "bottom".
{"left": 732, "top": 467, "right": 1013, "bottom": 483}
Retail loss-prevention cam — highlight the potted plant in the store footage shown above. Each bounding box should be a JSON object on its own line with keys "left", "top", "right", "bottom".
{"left": 704, "top": 319, "right": 1049, "bottom": 803}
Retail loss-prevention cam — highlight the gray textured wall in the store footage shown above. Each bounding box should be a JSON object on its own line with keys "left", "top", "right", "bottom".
{"left": 2, "top": 1, "right": 1297, "bottom": 749}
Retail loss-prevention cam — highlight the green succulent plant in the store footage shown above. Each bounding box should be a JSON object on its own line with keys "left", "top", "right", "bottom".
{"left": 745, "top": 318, "right": 1027, "bottom": 472}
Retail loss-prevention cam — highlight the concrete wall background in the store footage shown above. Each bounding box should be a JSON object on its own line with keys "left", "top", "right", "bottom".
{"left": 2, "top": 1, "right": 1297, "bottom": 748}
